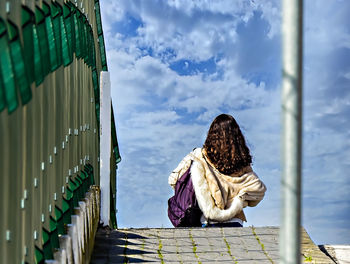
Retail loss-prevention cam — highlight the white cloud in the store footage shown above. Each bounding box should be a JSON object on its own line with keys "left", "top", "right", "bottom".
{"left": 102, "top": 0, "right": 280, "bottom": 61}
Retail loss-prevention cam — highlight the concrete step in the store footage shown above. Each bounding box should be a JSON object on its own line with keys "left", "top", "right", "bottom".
{"left": 320, "top": 245, "right": 350, "bottom": 264}
{"left": 91, "top": 226, "right": 334, "bottom": 263}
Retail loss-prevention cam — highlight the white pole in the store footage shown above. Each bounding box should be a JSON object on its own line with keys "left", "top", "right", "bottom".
{"left": 280, "top": 0, "right": 303, "bottom": 263}
{"left": 100, "top": 71, "right": 111, "bottom": 226}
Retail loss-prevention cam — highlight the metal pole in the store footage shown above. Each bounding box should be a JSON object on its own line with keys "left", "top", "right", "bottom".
{"left": 100, "top": 71, "right": 111, "bottom": 226}
{"left": 280, "top": 0, "right": 303, "bottom": 263}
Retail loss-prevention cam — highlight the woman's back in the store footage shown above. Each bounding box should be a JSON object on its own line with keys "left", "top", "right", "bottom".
{"left": 168, "top": 114, "right": 266, "bottom": 227}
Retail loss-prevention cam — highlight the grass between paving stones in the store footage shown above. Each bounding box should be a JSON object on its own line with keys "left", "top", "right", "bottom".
{"left": 174, "top": 233, "right": 183, "bottom": 264}
{"left": 251, "top": 226, "right": 274, "bottom": 264}
{"left": 189, "top": 229, "right": 202, "bottom": 264}
{"left": 141, "top": 238, "right": 145, "bottom": 251}
{"left": 157, "top": 231, "right": 165, "bottom": 264}
{"left": 303, "top": 254, "right": 313, "bottom": 263}
{"left": 221, "top": 228, "right": 239, "bottom": 263}
{"left": 123, "top": 232, "right": 129, "bottom": 264}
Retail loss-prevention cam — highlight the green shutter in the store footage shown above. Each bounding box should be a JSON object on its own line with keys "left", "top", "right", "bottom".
{"left": 66, "top": 2, "right": 76, "bottom": 55}
{"left": 0, "top": 23, "right": 6, "bottom": 112}
{"left": 78, "top": 11, "right": 85, "bottom": 60}
{"left": 110, "top": 184, "right": 117, "bottom": 229}
{"left": 69, "top": 178, "right": 79, "bottom": 207}
{"left": 22, "top": 6, "right": 35, "bottom": 84}
{"left": 42, "top": 227, "right": 53, "bottom": 260}
{"left": 111, "top": 108, "right": 121, "bottom": 164}
{"left": 34, "top": 246, "right": 45, "bottom": 264}
{"left": 42, "top": 2, "right": 58, "bottom": 72}
{"left": 95, "top": 2, "right": 103, "bottom": 35}
{"left": 92, "top": 69, "right": 99, "bottom": 101}
{"left": 98, "top": 34, "right": 108, "bottom": 71}
{"left": 85, "top": 164, "right": 95, "bottom": 186}
{"left": 83, "top": 17, "right": 89, "bottom": 63}
{"left": 51, "top": 2, "right": 72, "bottom": 67}
{"left": 79, "top": 13, "right": 85, "bottom": 60}
{"left": 63, "top": 3, "right": 74, "bottom": 61}
{"left": 49, "top": 216, "right": 59, "bottom": 249}
{"left": 35, "top": 6, "right": 51, "bottom": 78}
{"left": 55, "top": 206, "right": 64, "bottom": 235}
{"left": 73, "top": 10, "right": 82, "bottom": 58}
{"left": 96, "top": 106, "right": 100, "bottom": 123}
{"left": 51, "top": 1, "right": 62, "bottom": 68}
{"left": 92, "top": 68, "right": 100, "bottom": 122}
{"left": 95, "top": 1, "right": 108, "bottom": 71}
{"left": 90, "top": 28, "right": 96, "bottom": 70}
{"left": 87, "top": 23, "right": 93, "bottom": 67}
{"left": 61, "top": 15, "right": 71, "bottom": 66}
{"left": 0, "top": 69, "right": 5, "bottom": 112}
{"left": 33, "top": 24, "right": 44, "bottom": 86}
{"left": 7, "top": 20, "right": 32, "bottom": 106}
{"left": 0, "top": 18, "right": 18, "bottom": 114}
{"left": 62, "top": 196, "right": 71, "bottom": 225}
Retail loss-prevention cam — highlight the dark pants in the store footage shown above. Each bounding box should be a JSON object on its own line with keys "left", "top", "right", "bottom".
{"left": 204, "top": 222, "right": 243, "bottom": 228}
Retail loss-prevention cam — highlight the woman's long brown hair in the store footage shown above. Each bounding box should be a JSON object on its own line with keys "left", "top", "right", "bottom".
{"left": 203, "top": 114, "right": 252, "bottom": 174}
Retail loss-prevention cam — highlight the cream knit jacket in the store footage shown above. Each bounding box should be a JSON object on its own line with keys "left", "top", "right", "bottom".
{"left": 168, "top": 148, "right": 266, "bottom": 222}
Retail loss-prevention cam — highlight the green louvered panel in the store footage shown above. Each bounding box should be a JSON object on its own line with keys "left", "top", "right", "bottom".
{"left": 92, "top": 68, "right": 100, "bottom": 122}
{"left": 78, "top": 11, "right": 86, "bottom": 60}
{"left": 51, "top": 1, "right": 63, "bottom": 68}
{"left": 86, "top": 22, "right": 93, "bottom": 67}
{"left": 68, "top": 178, "right": 78, "bottom": 208}
{"left": 84, "top": 164, "right": 95, "bottom": 186}
{"left": 33, "top": 21, "right": 44, "bottom": 86}
{"left": 111, "top": 108, "right": 121, "bottom": 164}
{"left": 83, "top": 17, "right": 89, "bottom": 64}
{"left": 89, "top": 28, "right": 94, "bottom": 68}
{"left": 61, "top": 15, "right": 71, "bottom": 66}
{"left": 75, "top": 174, "right": 84, "bottom": 201}
{"left": 22, "top": 6, "right": 35, "bottom": 84}
{"left": 92, "top": 69, "right": 99, "bottom": 102}
{"left": 95, "top": 0, "right": 108, "bottom": 71}
{"left": 0, "top": 18, "right": 18, "bottom": 114}
{"left": 80, "top": 171, "right": 88, "bottom": 195}
{"left": 78, "top": 11, "right": 85, "bottom": 60}
{"left": 35, "top": 6, "right": 50, "bottom": 79}
{"left": 43, "top": 2, "right": 59, "bottom": 72}
{"left": 66, "top": 2, "right": 76, "bottom": 55}
{"left": 0, "top": 68, "right": 4, "bottom": 112}
{"left": 42, "top": 228, "right": 53, "bottom": 260}
{"left": 110, "top": 184, "right": 117, "bottom": 229}
{"left": 55, "top": 206, "right": 64, "bottom": 235}
{"left": 7, "top": 20, "right": 31, "bottom": 106}
{"left": 63, "top": 2, "right": 74, "bottom": 61}
{"left": 73, "top": 8, "right": 82, "bottom": 58}
{"left": 63, "top": 187, "right": 73, "bottom": 225}
{"left": 95, "top": 2, "right": 102, "bottom": 35}
{"left": 51, "top": 2, "right": 72, "bottom": 67}
{"left": 62, "top": 196, "right": 71, "bottom": 226}
{"left": 90, "top": 27, "right": 96, "bottom": 70}
{"left": 98, "top": 34, "right": 107, "bottom": 71}
{"left": 49, "top": 216, "right": 59, "bottom": 249}
{"left": 35, "top": 246, "right": 45, "bottom": 264}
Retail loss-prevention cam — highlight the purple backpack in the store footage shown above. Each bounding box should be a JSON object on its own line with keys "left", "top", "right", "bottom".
{"left": 168, "top": 162, "right": 202, "bottom": 227}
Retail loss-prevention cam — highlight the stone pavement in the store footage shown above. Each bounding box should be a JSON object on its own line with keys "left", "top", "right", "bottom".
{"left": 91, "top": 226, "right": 334, "bottom": 263}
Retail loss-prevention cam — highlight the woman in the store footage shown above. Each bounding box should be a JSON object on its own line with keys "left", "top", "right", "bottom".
{"left": 168, "top": 114, "right": 266, "bottom": 227}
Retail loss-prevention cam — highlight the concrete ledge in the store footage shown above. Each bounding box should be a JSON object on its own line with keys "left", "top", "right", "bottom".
{"left": 320, "top": 245, "right": 350, "bottom": 264}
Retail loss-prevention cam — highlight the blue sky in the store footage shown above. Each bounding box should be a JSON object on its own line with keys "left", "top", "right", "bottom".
{"left": 100, "top": 0, "right": 350, "bottom": 245}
